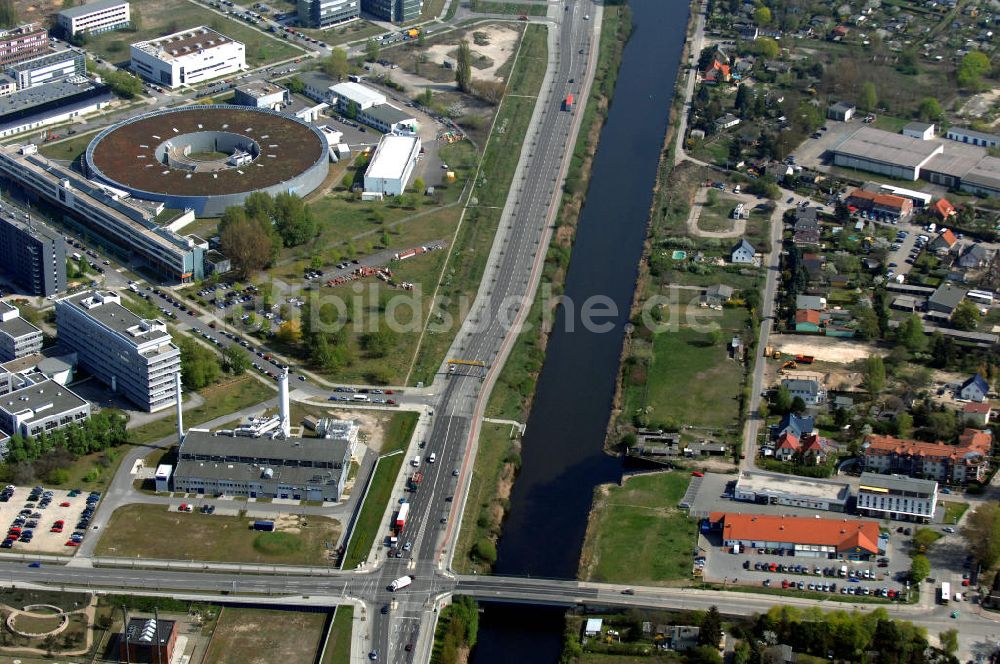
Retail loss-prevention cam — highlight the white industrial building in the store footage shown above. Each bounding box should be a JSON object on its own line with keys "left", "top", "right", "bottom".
{"left": 364, "top": 134, "right": 420, "bottom": 196}
{"left": 130, "top": 27, "right": 245, "bottom": 88}
{"left": 57, "top": 0, "right": 131, "bottom": 36}
{"left": 8, "top": 50, "right": 86, "bottom": 90}
{"left": 232, "top": 80, "right": 286, "bottom": 110}
{"left": 733, "top": 472, "right": 851, "bottom": 512}
{"left": 330, "top": 81, "right": 386, "bottom": 110}
{"left": 831, "top": 126, "right": 944, "bottom": 180}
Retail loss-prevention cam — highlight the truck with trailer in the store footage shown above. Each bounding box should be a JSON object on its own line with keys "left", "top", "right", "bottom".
{"left": 407, "top": 472, "right": 423, "bottom": 491}
{"left": 563, "top": 93, "right": 574, "bottom": 111}
{"left": 389, "top": 575, "right": 413, "bottom": 591}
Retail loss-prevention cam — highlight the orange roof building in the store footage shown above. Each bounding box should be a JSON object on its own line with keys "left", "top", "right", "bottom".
{"left": 702, "top": 60, "right": 731, "bottom": 84}
{"left": 863, "top": 430, "right": 991, "bottom": 484}
{"left": 933, "top": 198, "right": 956, "bottom": 219}
{"left": 707, "top": 512, "right": 881, "bottom": 558}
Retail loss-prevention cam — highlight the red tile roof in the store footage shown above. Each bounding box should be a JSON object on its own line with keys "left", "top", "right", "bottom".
{"left": 801, "top": 433, "right": 827, "bottom": 453}
{"left": 872, "top": 193, "right": 909, "bottom": 211}
{"left": 933, "top": 198, "right": 956, "bottom": 219}
{"left": 864, "top": 432, "right": 990, "bottom": 463}
{"left": 708, "top": 512, "right": 880, "bottom": 554}
{"left": 795, "top": 309, "right": 821, "bottom": 325}
{"left": 959, "top": 427, "right": 992, "bottom": 449}
{"left": 963, "top": 402, "right": 992, "bottom": 414}
{"left": 777, "top": 432, "right": 799, "bottom": 450}
{"left": 938, "top": 229, "right": 958, "bottom": 247}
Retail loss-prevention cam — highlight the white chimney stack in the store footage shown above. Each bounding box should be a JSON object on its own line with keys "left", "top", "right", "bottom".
{"left": 175, "top": 372, "right": 184, "bottom": 443}
{"left": 278, "top": 368, "right": 290, "bottom": 437}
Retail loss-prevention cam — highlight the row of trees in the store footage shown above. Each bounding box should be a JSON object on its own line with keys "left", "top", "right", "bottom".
{"left": 177, "top": 335, "right": 251, "bottom": 390}
{"left": 219, "top": 191, "right": 317, "bottom": 277}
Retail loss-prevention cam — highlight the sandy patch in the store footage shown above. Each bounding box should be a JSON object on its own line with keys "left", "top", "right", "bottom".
{"left": 770, "top": 337, "right": 888, "bottom": 364}
{"left": 425, "top": 25, "right": 520, "bottom": 83}
{"left": 960, "top": 89, "right": 1000, "bottom": 125}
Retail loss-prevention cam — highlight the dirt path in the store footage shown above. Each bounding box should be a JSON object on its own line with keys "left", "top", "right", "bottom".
{"left": 686, "top": 186, "right": 746, "bottom": 238}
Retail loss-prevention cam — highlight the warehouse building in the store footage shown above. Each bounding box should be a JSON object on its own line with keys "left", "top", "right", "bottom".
{"left": 131, "top": 27, "right": 245, "bottom": 88}
{"left": 58, "top": 0, "right": 131, "bottom": 36}
{"left": 0, "top": 378, "right": 90, "bottom": 438}
{"left": 364, "top": 134, "right": 421, "bottom": 196}
{"left": 8, "top": 50, "right": 86, "bottom": 90}
{"left": 831, "top": 126, "right": 943, "bottom": 180}
{"left": 172, "top": 429, "right": 354, "bottom": 502}
{"left": 733, "top": 472, "right": 851, "bottom": 512}
{"left": 0, "top": 144, "right": 205, "bottom": 281}
{"left": 0, "top": 78, "right": 112, "bottom": 138}
{"left": 328, "top": 82, "right": 417, "bottom": 133}
{"left": 945, "top": 126, "right": 1000, "bottom": 148}
{"left": 56, "top": 290, "right": 180, "bottom": 412}
{"left": 296, "top": 0, "right": 360, "bottom": 28}
{"left": 0, "top": 24, "right": 49, "bottom": 68}
{"left": 233, "top": 80, "right": 286, "bottom": 110}
{"left": 0, "top": 213, "right": 65, "bottom": 297}
{"left": 706, "top": 512, "right": 881, "bottom": 559}
{"left": 855, "top": 473, "right": 938, "bottom": 523}
{"left": 0, "top": 302, "right": 42, "bottom": 362}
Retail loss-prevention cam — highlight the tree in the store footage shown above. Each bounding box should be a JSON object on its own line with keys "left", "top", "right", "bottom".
{"left": 178, "top": 337, "right": 221, "bottom": 389}
{"left": 0, "top": 0, "right": 17, "bottom": 28}
{"left": 699, "top": 606, "right": 723, "bottom": 647}
{"left": 734, "top": 84, "right": 751, "bottom": 116}
{"left": 909, "top": 554, "right": 930, "bottom": 583}
{"left": 362, "top": 323, "right": 397, "bottom": 358}
{"left": 364, "top": 38, "right": 380, "bottom": 63}
{"left": 951, "top": 300, "right": 981, "bottom": 331}
{"left": 103, "top": 70, "right": 142, "bottom": 99}
{"left": 321, "top": 48, "right": 350, "bottom": 80}
{"left": 753, "top": 37, "right": 779, "bottom": 60}
{"left": 285, "top": 76, "right": 305, "bottom": 95}
{"left": 790, "top": 396, "right": 807, "bottom": 414}
{"left": 859, "top": 81, "right": 878, "bottom": 112}
{"left": 863, "top": 355, "right": 886, "bottom": 397}
{"left": 455, "top": 40, "right": 473, "bottom": 93}
{"left": 412, "top": 177, "right": 425, "bottom": 193}
{"left": 962, "top": 503, "right": 1000, "bottom": 569}
{"left": 939, "top": 629, "right": 958, "bottom": 655}
{"left": 273, "top": 192, "right": 316, "bottom": 246}
{"left": 222, "top": 344, "right": 249, "bottom": 375}
{"left": 753, "top": 6, "right": 771, "bottom": 25}
{"left": 473, "top": 538, "right": 496, "bottom": 564}
{"left": 918, "top": 97, "right": 943, "bottom": 122}
{"left": 689, "top": 646, "right": 724, "bottom": 664}
{"left": 275, "top": 319, "right": 301, "bottom": 345}
{"left": 957, "top": 51, "right": 990, "bottom": 89}
{"left": 773, "top": 386, "right": 792, "bottom": 414}
{"left": 709, "top": 329, "right": 723, "bottom": 345}
{"left": 897, "top": 314, "right": 927, "bottom": 352}
{"left": 220, "top": 213, "right": 275, "bottom": 278}
{"left": 913, "top": 528, "right": 939, "bottom": 552}
{"left": 345, "top": 99, "right": 359, "bottom": 120}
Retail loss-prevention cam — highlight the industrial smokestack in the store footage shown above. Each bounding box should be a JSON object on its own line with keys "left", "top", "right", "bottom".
{"left": 278, "top": 368, "right": 290, "bottom": 437}
{"left": 175, "top": 372, "right": 184, "bottom": 443}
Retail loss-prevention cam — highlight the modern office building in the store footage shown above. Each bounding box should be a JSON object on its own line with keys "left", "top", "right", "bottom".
{"left": 362, "top": 0, "right": 421, "bottom": 23}
{"left": 0, "top": 144, "right": 205, "bottom": 281}
{"left": 364, "top": 134, "right": 421, "bottom": 196}
{"left": 733, "top": 472, "right": 850, "bottom": 512}
{"left": 296, "top": 0, "right": 359, "bottom": 28}
{"left": 8, "top": 50, "right": 87, "bottom": 90}
{"left": 0, "top": 302, "right": 43, "bottom": 362}
{"left": 0, "top": 378, "right": 90, "bottom": 438}
{"left": 55, "top": 290, "right": 180, "bottom": 412}
{"left": 855, "top": 473, "right": 938, "bottom": 523}
{"left": 706, "top": 512, "right": 881, "bottom": 560}
{"left": 58, "top": 0, "right": 131, "bottom": 37}
{"left": 0, "top": 24, "right": 49, "bottom": 68}
{"left": 172, "top": 429, "right": 354, "bottom": 501}
{"left": 131, "top": 27, "right": 245, "bottom": 88}
{"left": 0, "top": 213, "right": 65, "bottom": 297}
{"left": 0, "top": 78, "right": 112, "bottom": 138}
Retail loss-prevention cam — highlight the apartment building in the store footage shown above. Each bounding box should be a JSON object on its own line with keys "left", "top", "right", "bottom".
{"left": 0, "top": 24, "right": 49, "bottom": 68}
{"left": 0, "top": 212, "right": 66, "bottom": 296}
{"left": 0, "top": 302, "right": 43, "bottom": 362}
{"left": 862, "top": 431, "right": 991, "bottom": 484}
{"left": 55, "top": 290, "right": 179, "bottom": 412}
{"left": 57, "top": 0, "right": 131, "bottom": 36}
{"left": 856, "top": 473, "right": 938, "bottom": 523}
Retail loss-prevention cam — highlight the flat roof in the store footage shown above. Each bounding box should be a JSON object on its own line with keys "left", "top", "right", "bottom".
{"left": 0, "top": 315, "right": 40, "bottom": 340}
{"left": 59, "top": 0, "right": 128, "bottom": 19}
{"left": 133, "top": 26, "right": 238, "bottom": 63}
{"left": 366, "top": 134, "right": 418, "bottom": 181}
{"left": 0, "top": 79, "right": 103, "bottom": 118}
{"left": 858, "top": 472, "right": 937, "bottom": 495}
{"left": 962, "top": 156, "right": 1000, "bottom": 191}
{"left": 59, "top": 290, "right": 172, "bottom": 347}
{"left": 0, "top": 379, "right": 87, "bottom": 418}
{"left": 736, "top": 471, "right": 850, "bottom": 501}
{"left": 235, "top": 80, "right": 285, "bottom": 98}
{"left": 831, "top": 126, "right": 942, "bottom": 169}
{"left": 0, "top": 209, "right": 62, "bottom": 244}
{"left": 947, "top": 126, "right": 1000, "bottom": 142}
{"left": 9, "top": 49, "right": 83, "bottom": 73}
{"left": 181, "top": 429, "right": 351, "bottom": 465}
{"left": 365, "top": 103, "right": 414, "bottom": 125}
{"left": 330, "top": 81, "right": 385, "bottom": 107}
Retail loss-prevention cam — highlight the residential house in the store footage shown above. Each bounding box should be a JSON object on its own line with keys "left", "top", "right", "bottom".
{"left": 701, "top": 283, "right": 734, "bottom": 308}
{"left": 962, "top": 402, "right": 992, "bottom": 426}
{"left": 926, "top": 283, "right": 966, "bottom": 315}
{"left": 702, "top": 59, "right": 731, "bottom": 85}
{"left": 845, "top": 189, "right": 913, "bottom": 222}
{"left": 781, "top": 372, "right": 826, "bottom": 405}
{"left": 715, "top": 113, "right": 741, "bottom": 130}
{"left": 794, "top": 309, "right": 821, "bottom": 332}
{"left": 795, "top": 294, "right": 827, "bottom": 310}
{"left": 932, "top": 198, "right": 956, "bottom": 220}
{"left": 929, "top": 229, "right": 958, "bottom": 254}
{"left": 775, "top": 431, "right": 830, "bottom": 463}
{"left": 773, "top": 412, "right": 815, "bottom": 440}
{"left": 730, "top": 239, "right": 756, "bottom": 263}
{"left": 862, "top": 430, "right": 991, "bottom": 484}
{"left": 956, "top": 243, "right": 990, "bottom": 269}
{"left": 827, "top": 101, "right": 856, "bottom": 121}
{"left": 830, "top": 25, "right": 850, "bottom": 40}
{"left": 739, "top": 25, "right": 760, "bottom": 40}
{"left": 959, "top": 373, "right": 989, "bottom": 402}
{"left": 801, "top": 253, "right": 824, "bottom": 280}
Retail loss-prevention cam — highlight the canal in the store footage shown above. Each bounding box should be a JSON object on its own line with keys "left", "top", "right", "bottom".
{"left": 471, "top": 0, "right": 690, "bottom": 659}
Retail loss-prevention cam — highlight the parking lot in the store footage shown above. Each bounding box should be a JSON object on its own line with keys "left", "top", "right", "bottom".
{"left": 699, "top": 530, "right": 913, "bottom": 600}
{"left": 0, "top": 485, "right": 100, "bottom": 555}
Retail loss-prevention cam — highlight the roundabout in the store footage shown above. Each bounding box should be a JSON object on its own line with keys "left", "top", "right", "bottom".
{"left": 84, "top": 105, "right": 330, "bottom": 217}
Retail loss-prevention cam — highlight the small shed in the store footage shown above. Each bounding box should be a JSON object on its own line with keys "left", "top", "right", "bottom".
{"left": 827, "top": 101, "right": 856, "bottom": 121}
{"left": 584, "top": 618, "right": 603, "bottom": 637}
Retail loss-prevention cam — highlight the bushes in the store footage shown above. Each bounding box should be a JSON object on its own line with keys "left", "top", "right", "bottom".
{"left": 472, "top": 538, "right": 497, "bottom": 564}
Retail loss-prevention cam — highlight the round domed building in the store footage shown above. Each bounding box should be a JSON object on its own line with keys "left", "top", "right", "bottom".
{"left": 84, "top": 105, "right": 329, "bottom": 217}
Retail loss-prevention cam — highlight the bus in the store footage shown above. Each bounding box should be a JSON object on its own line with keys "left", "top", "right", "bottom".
{"left": 968, "top": 290, "right": 994, "bottom": 306}
{"left": 940, "top": 581, "right": 951, "bottom": 604}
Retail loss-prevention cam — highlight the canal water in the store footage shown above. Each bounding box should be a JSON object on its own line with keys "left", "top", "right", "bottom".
{"left": 471, "top": 0, "right": 690, "bottom": 660}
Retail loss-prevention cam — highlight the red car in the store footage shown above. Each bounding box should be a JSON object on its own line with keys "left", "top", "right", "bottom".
{"left": 64, "top": 540, "right": 79, "bottom": 547}
{"left": 59, "top": 501, "right": 70, "bottom": 507}
{"left": 691, "top": 471, "right": 704, "bottom": 477}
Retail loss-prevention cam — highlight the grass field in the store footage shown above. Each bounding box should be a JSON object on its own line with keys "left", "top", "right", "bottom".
{"left": 340, "top": 411, "right": 417, "bottom": 568}
{"left": 942, "top": 501, "right": 969, "bottom": 525}
{"left": 86, "top": 0, "right": 303, "bottom": 67}
{"left": 622, "top": 303, "right": 747, "bottom": 430}
{"left": 96, "top": 504, "right": 340, "bottom": 564}
{"left": 696, "top": 194, "right": 739, "bottom": 233}
{"left": 470, "top": 0, "right": 549, "bottom": 15}
{"left": 128, "top": 375, "right": 275, "bottom": 444}
{"left": 579, "top": 472, "right": 696, "bottom": 584}
{"left": 321, "top": 606, "right": 353, "bottom": 664}
{"left": 39, "top": 130, "right": 103, "bottom": 162}
{"left": 205, "top": 608, "right": 326, "bottom": 664}
{"left": 452, "top": 422, "right": 517, "bottom": 572}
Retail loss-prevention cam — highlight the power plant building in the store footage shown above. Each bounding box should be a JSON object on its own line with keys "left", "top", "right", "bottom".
{"left": 55, "top": 290, "right": 180, "bottom": 412}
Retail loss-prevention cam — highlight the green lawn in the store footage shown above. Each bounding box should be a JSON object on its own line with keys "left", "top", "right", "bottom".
{"left": 697, "top": 194, "right": 740, "bottom": 233}
{"left": 507, "top": 22, "right": 547, "bottom": 97}
{"left": 128, "top": 375, "right": 275, "bottom": 445}
{"left": 452, "top": 422, "right": 517, "bottom": 572}
{"left": 322, "top": 606, "right": 353, "bottom": 664}
{"left": 470, "top": 0, "right": 548, "bottom": 15}
{"left": 623, "top": 304, "right": 747, "bottom": 430}
{"left": 38, "top": 130, "right": 103, "bottom": 162}
{"left": 86, "top": 0, "right": 303, "bottom": 67}
{"left": 299, "top": 19, "right": 384, "bottom": 46}
{"left": 942, "top": 501, "right": 969, "bottom": 525}
{"left": 96, "top": 504, "right": 340, "bottom": 564}
{"left": 579, "top": 472, "right": 696, "bottom": 584}
{"left": 341, "top": 453, "right": 404, "bottom": 569}
{"left": 382, "top": 411, "right": 419, "bottom": 455}
{"left": 205, "top": 608, "right": 327, "bottom": 664}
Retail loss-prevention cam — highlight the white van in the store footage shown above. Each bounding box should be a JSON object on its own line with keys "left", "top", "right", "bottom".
{"left": 429, "top": 453, "right": 437, "bottom": 463}
{"left": 411, "top": 455, "right": 420, "bottom": 467}
{"left": 352, "top": 394, "right": 369, "bottom": 402}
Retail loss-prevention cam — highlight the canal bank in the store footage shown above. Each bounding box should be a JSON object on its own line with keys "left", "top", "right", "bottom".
{"left": 470, "top": 0, "right": 692, "bottom": 660}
